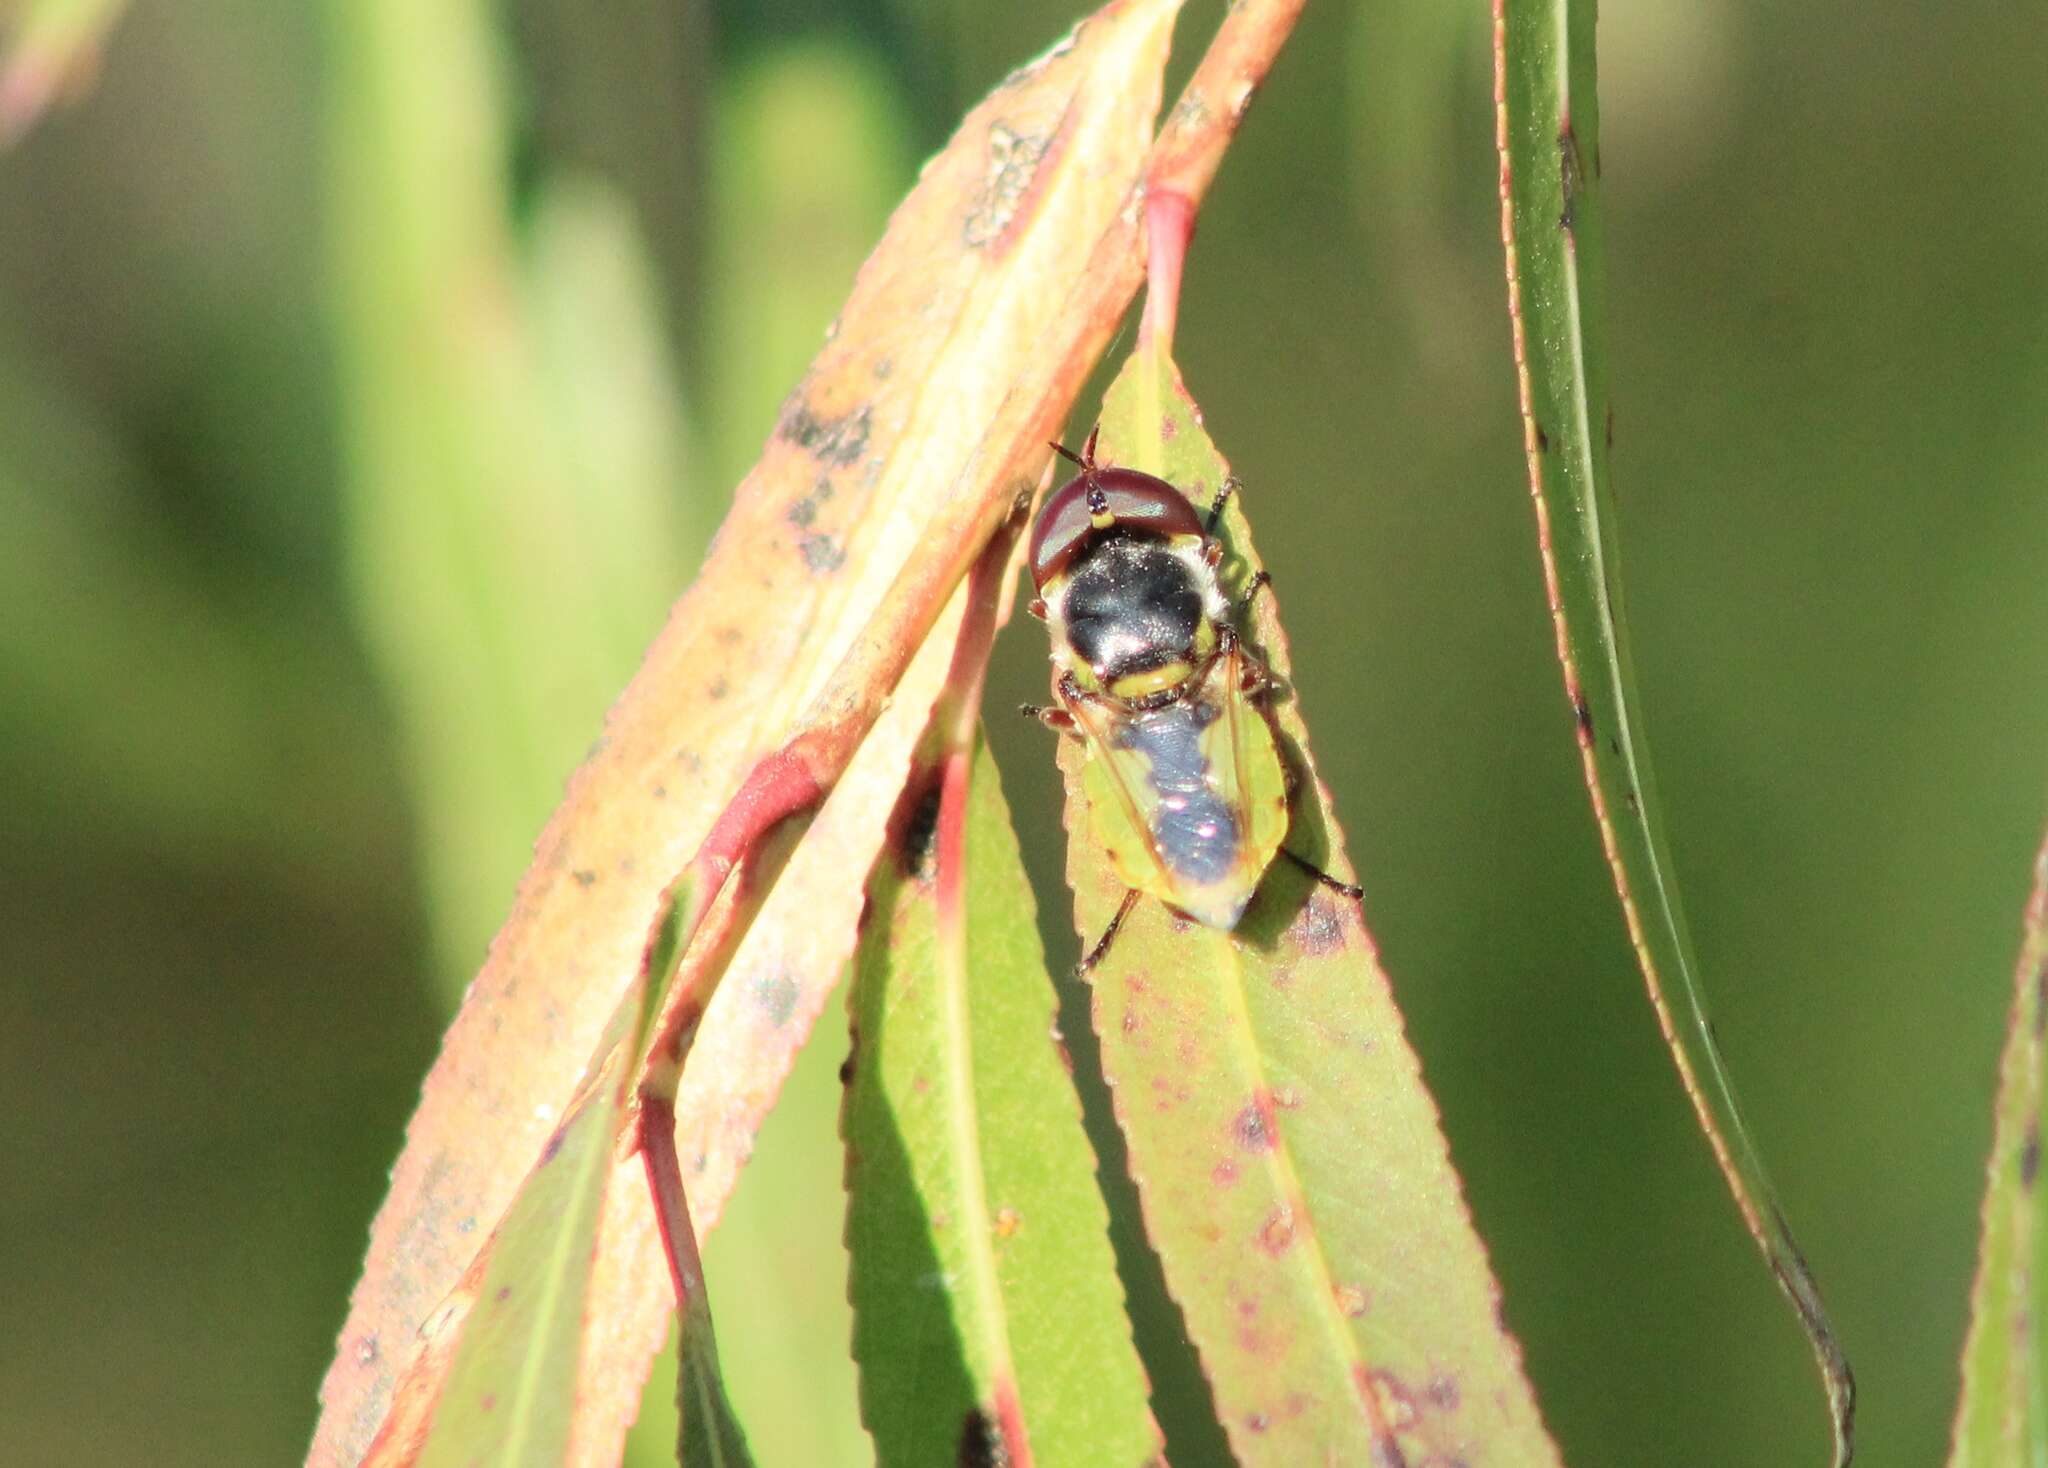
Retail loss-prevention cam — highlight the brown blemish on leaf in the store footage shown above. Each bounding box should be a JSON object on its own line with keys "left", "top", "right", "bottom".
{"left": 775, "top": 398, "right": 871, "bottom": 467}
{"left": 494, "top": 1285, "right": 512, "bottom": 1304}
{"left": 889, "top": 770, "right": 945, "bottom": 881}
{"left": 1369, "top": 1438, "right": 1411, "bottom": 1468}
{"left": 1534, "top": 422, "right": 1550, "bottom": 454}
{"left": 1367, "top": 1369, "right": 1420, "bottom": 1430}
{"left": 994, "top": 1207, "right": 1022, "bottom": 1238}
{"left": 800, "top": 533, "right": 848, "bottom": 574}
{"left": 1257, "top": 1205, "right": 1296, "bottom": 1256}
{"left": 1572, "top": 690, "right": 1593, "bottom": 740}
{"left": 708, "top": 677, "right": 729, "bottom": 701}
{"left": 964, "top": 120, "right": 1057, "bottom": 251}
{"left": 1244, "top": 1411, "right": 1270, "bottom": 1433}
{"left": 480, "top": 1392, "right": 496, "bottom": 1412}
{"left": 571, "top": 869, "right": 598, "bottom": 889}
{"left": 1289, "top": 896, "right": 1346, "bottom": 956}
{"left": 1235, "top": 1091, "right": 1279, "bottom": 1151}
{"left": 539, "top": 1128, "right": 565, "bottom": 1165}
{"left": 1333, "top": 1283, "right": 1368, "bottom": 1317}
{"left": 1425, "top": 1373, "right": 1461, "bottom": 1412}
{"left": 353, "top": 1335, "right": 378, "bottom": 1366}
{"left": 2022, "top": 1123, "right": 2041, "bottom": 1188}
{"left": 1212, "top": 1159, "right": 1239, "bottom": 1188}
{"left": 1557, "top": 119, "right": 1585, "bottom": 237}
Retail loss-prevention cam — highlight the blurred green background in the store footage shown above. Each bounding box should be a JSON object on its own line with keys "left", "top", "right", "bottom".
{"left": 2, "top": 1, "right": 2043, "bottom": 1464}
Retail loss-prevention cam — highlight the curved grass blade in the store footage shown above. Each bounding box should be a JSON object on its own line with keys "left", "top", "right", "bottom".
{"left": 0, "top": 0, "right": 125, "bottom": 142}
{"left": 1947, "top": 824, "right": 2048, "bottom": 1467}
{"left": 1493, "top": 2, "right": 1856, "bottom": 1459}
{"left": 1059, "top": 343, "right": 1562, "bottom": 1465}
{"left": 848, "top": 732, "right": 1161, "bottom": 1468}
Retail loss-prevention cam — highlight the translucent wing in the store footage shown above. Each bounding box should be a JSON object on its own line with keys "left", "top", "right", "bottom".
{"left": 1060, "top": 644, "right": 1288, "bottom": 929}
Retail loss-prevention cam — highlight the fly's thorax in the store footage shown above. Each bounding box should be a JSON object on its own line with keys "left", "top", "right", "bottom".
{"left": 1043, "top": 531, "right": 1230, "bottom": 702}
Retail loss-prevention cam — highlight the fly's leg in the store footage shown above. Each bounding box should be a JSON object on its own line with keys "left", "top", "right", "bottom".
{"left": 1280, "top": 847, "right": 1364, "bottom": 901}
{"left": 1077, "top": 888, "right": 1143, "bottom": 975}
{"left": 1019, "top": 702, "right": 1080, "bottom": 738}
{"left": 1204, "top": 475, "right": 1244, "bottom": 537}
{"left": 1235, "top": 570, "right": 1272, "bottom": 617}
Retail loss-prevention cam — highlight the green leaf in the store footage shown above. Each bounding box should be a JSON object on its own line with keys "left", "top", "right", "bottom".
{"left": 846, "top": 736, "right": 1161, "bottom": 1467}
{"left": 1495, "top": 3, "right": 1855, "bottom": 1459}
{"left": 1948, "top": 827, "right": 2048, "bottom": 1468}
{"left": 416, "top": 972, "right": 654, "bottom": 1468}
{"left": 1057, "top": 345, "right": 1561, "bottom": 1465}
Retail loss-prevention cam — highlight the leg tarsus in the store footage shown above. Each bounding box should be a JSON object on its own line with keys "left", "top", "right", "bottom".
{"left": 1205, "top": 475, "right": 1244, "bottom": 537}
{"left": 1077, "top": 888, "right": 1142, "bottom": 975}
{"left": 1019, "top": 702, "right": 1079, "bottom": 735}
{"left": 1281, "top": 847, "right": 1363, "bottom": 900}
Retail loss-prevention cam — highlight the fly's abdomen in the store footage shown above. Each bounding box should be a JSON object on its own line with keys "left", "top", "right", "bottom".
{"left": 1117, "top": 702, "right": 1241, "bottom": 889}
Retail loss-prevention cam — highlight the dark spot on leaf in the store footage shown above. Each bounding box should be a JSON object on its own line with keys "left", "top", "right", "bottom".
{"left": 540, "top": 1128, "right": 565, "bottom": 1165}
{"left": 892, "top": 770, "right": 943, "bottom": 880}
{"left": 495, "top": 1285, "right": 513, "bottom": 1305}
{"left": 964, "top": 121, "right": 1050, "bottom": 249}
{"left": 457, "top": 1215, "right": 476, "bottom": 1234}
{"left": 1367, "top": 1369, "right": 1420, "bottom": 1431}
{"left": 353, "top": 1334, "right": 379, "bottom": 1366}
{"left": 800, "top": 533, "right": 847, "bottom": 573}
{"left": 1534, "top": 422, "right": 1550, "bottom": 454}
{"left": 777, "top": 399, "right": 871, "bottom": 467}
{"left": 1244, "top": 1412, "right": 1270, "bottom": 1434}
{"left": 572, "top": 869, "right": 597, "bottom": 889}
{"left": 2023, "top": 1124, "right": 2041, "bottom": 1188}
{"left": 1605, "top": 404, "right": 1616, "bottom": 449}
{"left": 1623, "top": 787, "right": 1641, "bottom": 815}
{"left": 2034, "top": 960, "right": 2047, "bottom": 1038}
{"left": 752, "top": 972, "right": 801, "bottom": 1027}
{"left": 840, "top": 1025, "right": 858, "bottom": 1086}
{"left": 1257, "top": 1206, "right": 1296, "bottom": 1255}
{"left": 1558, "top": 120, "right": 1585, "bottom": 236}
{"left": 1290, "top": 897, "right": 1346, "bottom": 956}
{"left": 1572, "top": 691, "right": 1593, "bottom": 738}
{"left": 958, "top": 1409, "right": 1002, "bottom": 1467}
{"left": 1160, "top": 414, "right": 1177, "bottom": 441}
{"left": 708, "top": 677, "right": 728, "bottom": 700}
{"left": 1426, "top": 1373, "right": 1461, "bottom": 1411}
{"left": 1235, "top": 1092, "right": 1278, "bottom": 1151}
{"left": 1369, "top": 1435, "right": 1410, "bottom": 1468}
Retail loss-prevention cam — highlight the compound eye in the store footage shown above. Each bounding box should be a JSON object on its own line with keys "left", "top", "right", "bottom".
{"left": 1062, "top": 540, "right": 1204, "bottom": 679}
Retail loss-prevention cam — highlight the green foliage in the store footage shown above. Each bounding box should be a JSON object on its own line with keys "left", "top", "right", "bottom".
{"left": 1948, "top": 834, "right": 2048, "bottom": 1467}
{"left": 1496, "top": 0, "right": 1854, "bottom": 1456}
{"left": 846, "top": 738, "right": 1157, "bottom": 1466}
{"left": 1051, "top": 340, "right": 1561, "bottom": 1464}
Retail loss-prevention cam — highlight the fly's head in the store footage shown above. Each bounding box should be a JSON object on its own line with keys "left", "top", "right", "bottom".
{"left": 1028, "top": 430, "right": 1231, "bottom": 706}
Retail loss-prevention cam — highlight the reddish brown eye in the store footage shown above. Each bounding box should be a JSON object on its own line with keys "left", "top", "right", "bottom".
{"left": 1028, "top": 465, "right": 1204, "bottom": 587}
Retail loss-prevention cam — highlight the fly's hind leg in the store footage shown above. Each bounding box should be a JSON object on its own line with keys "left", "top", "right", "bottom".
{"left": 1077, "top": 888, "right": 1143, "bottom": 975}
{"left": 1204, "top": 475, "right": 1244, "bottom": 537}
{"left": 1280, "top": 847, "right": 1363, "bottom": 901}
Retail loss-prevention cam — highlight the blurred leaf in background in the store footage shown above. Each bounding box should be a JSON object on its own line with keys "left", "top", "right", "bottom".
{"left": 0, "top": 1, "right": 2043, "bottom": 1466}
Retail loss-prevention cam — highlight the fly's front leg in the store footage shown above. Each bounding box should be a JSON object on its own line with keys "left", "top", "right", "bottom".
{"left": 1019, "top": 702, "right": 1080, "bottom": 737}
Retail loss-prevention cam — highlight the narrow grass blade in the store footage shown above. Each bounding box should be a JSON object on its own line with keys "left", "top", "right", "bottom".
{"left": 847, "top": 736, "right": 1161, "bottom": 1467}
{"left": 1057, "top": 345, "right": 1562, "bottom": 1465}
{"left": 0, "top": 0, "right": 124, "bottom": 141}
{"left": 1947, "top": 825, "right": 2048, "bottom": 1467}
{"left": 1494, "top": 2, "right": 1855, "bottom": 1458}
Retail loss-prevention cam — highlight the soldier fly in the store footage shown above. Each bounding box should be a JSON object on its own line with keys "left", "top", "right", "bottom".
{"left": 1023, "top": 429, "right": 1360, "bottom": 971}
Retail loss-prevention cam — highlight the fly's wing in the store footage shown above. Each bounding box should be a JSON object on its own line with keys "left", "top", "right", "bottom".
{"left": 1061, "top": 646, "right": 1288, "bottom": 929}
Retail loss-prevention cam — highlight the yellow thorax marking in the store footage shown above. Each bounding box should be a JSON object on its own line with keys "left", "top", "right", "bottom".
{"left": 1109, "top": 661, "right": 1191, "bottom": 700}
